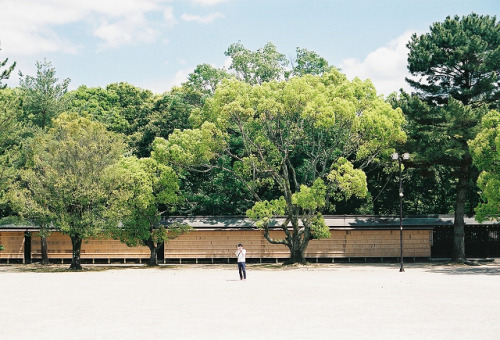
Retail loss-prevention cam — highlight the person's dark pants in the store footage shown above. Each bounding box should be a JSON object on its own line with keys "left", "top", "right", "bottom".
{"left": 238, "top": 262, "right": 246, "bottom": 279}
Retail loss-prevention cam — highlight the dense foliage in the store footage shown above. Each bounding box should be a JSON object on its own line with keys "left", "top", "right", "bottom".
{"left": 1, "top": 13, "right": 498, "bottom": 266}
{"left": 161, "top": 70, "right": 405, "bottom": 263}
{"left": 402, "top": 13, "right": 500, "bottom": 262}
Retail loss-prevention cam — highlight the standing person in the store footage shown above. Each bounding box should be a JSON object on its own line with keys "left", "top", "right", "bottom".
{"left": 235, "top": 244, "right": 246, "bottom": 280}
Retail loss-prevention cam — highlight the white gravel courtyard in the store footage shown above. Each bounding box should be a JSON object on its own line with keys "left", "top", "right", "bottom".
{"left": 1, "top": 262, "right": 499, "bottom": 340}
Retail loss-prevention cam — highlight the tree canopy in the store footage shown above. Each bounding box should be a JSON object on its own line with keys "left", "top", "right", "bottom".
{"left": 469, "top": 110, "right": 500, "bottom": 221}
{"left": 225, "top": 42, "right": 289, "bottom": 85}
{"left": 18, "top": 59, "right": 70, "bottom": 130}
{"left": 110, "top": 149, "right": 192, "bottom": 266}
{"left": 163, "top": 69, "right": 406, "bottom": 263}
{"left": 406, "top": 13, "right": 500, "bottom": 108}
{"left": 18, "top": 113, "right": 126, "bottom": 269}
{"left": 403, "top": 12, "right": 500, "bottom": 262}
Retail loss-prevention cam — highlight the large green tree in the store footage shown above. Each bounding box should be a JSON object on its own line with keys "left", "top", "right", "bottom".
{"left": 69, "top": 82, "right": 155, "bottom": 155}
{"left": 162, "top": 70, "right": 406, "bottom": 264}
{"left": 407, "top": 13, "right": 500, "bottom": 108}
{"left": 0, "top": 88, "right": 23, "bottom": 216}
{"left": 21, "top": 113, "right": 125, "bottom": 269}
{"left": 17, "top": 59, "right": 70, "bottom": 262}
{"left": 225, "top": 42, "right": 290, "bottom": 85}
{"left": 19, "top": 59, "right": 70, "bottom": 130}
{"left": 469, "top": 110, "right": 500, "bottom": 221}
{"left": 404, "top": 13, "right": 499, "bottom": 262}
{"left": 134, "top": 89, "right": 194, "bottom": 157}
{"left": 110, "top": 149, "right": 191, "bottom": 266}
{"left": 292, "top": 47, "right": 334, "bottom": 77}
{"left": 182, "top": 63, "right": 232, "bottom": 98}
{"left": 225, "top": 42, "right": 335, "bottom": 85}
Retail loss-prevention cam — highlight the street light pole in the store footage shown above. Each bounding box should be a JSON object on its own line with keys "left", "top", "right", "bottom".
{"left": 392, "top": 152, "right": 410, "bottom": 272}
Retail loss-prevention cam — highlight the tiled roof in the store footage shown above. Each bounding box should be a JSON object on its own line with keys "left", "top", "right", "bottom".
{"left": 2, "top": 215, "right": 498, "bottom": 231}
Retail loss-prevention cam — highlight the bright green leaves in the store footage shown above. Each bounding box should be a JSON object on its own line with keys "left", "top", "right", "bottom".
{"left": 110, "top": 155, "right": 190, "bottom": 250}
{"left": 225, "top": 42, "right": 289, "bottom": 85}
{"left": 19, "top": 113, "right": 125, "bottom": 239}
{"left": 246, "top": 197, "right": 286, "bottom": 229}
{"left": 150, "top": 223, "right": 193, "bottom": 246}
{"left": 163, "top": 66, "right": 404, "bottom": 262}
{"left": 309, "top": 214, "right": 330, "bottom": 239}
{"left": 292, "top": 179, "right": 326, "bottom": 211}
{"left": 114, "top": 156, "right": 180, "bottom": 211}
{"left": 152, "top": 121, "right": 226, "bottom": 168}
{"left": 328, "top": 157, "right": 368, "bottom": 200}
{"left": 293, "top": 47, "right": 333, "bottom": 77}
{"left": 469, "top": 110, "right": 500, "bottom": 221}
{"left": 357, "top": 100, "right": 406, "bottom": 161}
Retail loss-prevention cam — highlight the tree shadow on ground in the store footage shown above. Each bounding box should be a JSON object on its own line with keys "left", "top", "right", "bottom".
{"left": 426, "top": 263, "right": 500, "bottom": 276}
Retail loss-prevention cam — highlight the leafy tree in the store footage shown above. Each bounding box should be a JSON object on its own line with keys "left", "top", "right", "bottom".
{"left": 404, "top": 13, "right": 499, "bottom": 262}
{"left": 406, "top": 13, "right": 500, "bottom": 108}
{"left": 134, "top": 89, "right": 194, "bottom": 157}
{"left": 69, "top": 82, "right": 154, "bottom": 155}
{"left": 104, "top": 82, "right": 154, "bottom": 137}
{"left": 225, "top": 42, "right": 335, "bottom": 85}
{"left": 17, "top": 59, "right": 71, "bottom": 262}
{"left": 18, "top": 59, "right": 70, "bottom": 129}
{"left": 0, "top": 88, "right": 23, "bottom": 216}
{"left": 292, "top": 47, "right": 334, "bottom": 77}
{"left": 162, "top": 70, "right": 406, "bottom": 264}
{"left": 8, "top": 133, "right": 56, "bottom": 261}
{"left": 21, "top": 113, "right": 125, "bottom": 269}
{"left": 174, "top": 156, "right": 255, "bottom": 216}
{"left": 182, "top": 63, "right": 232, "bottom": 98}
{"left": 174, "top": 44, "right": 335, "bottom": 216}
{"left": 469, "top": 110, "right": 500, "bottom": 221}
{"left": 0, "top": 47, "right": 16, "bottom": 89}
{"left": 225, "top": 42, "right": 289, "bottom": 85}
{"left": 110, "top": 151, "right": 191, "bottom": 266}
{"left": 69, "top": 85, "right": 129, "bottom": 133}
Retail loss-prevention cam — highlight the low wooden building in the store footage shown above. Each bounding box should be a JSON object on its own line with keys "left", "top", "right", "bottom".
{"left": 0, "top": 215, "right": 498, "bottom": 264}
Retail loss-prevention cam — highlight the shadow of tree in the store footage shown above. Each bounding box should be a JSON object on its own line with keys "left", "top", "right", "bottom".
{"left": 426, "top": 263, "right": 500, "bottom": 276}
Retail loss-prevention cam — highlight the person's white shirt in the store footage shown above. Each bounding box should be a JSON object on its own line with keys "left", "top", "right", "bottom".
{"left": 235, "top": 248, "right": 246, "bottom": 262}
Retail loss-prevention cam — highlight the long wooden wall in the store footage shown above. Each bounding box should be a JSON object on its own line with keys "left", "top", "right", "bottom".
{"left": 165, "top": 229, "right": 432, "bottom": 259}
{"left": 0, "top": 229, "right": 432, "bottom": 261}
{"left": 0, "top": 232, "right": 149, "bottom": 260}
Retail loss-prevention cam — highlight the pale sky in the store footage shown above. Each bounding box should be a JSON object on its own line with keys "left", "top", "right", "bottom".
{"left": 1, "top": 0, "right": 499, "bottom": 96}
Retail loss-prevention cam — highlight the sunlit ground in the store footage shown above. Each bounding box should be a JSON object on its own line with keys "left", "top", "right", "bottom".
{"left": 1, "top": 262, "right": 499, "bottom": 340}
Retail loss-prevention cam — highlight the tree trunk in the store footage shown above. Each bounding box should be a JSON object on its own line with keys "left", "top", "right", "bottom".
{"left": 148, "top": 247, "right": 158, "bottom": 266}
{"left": 41, "top": 236, "right": 49, "bottom": 265}
{"left": 286, "top": 247, "right": 307, "bottom": 265}
{"left": 146, "top": 240, "right": 159, "bottom": 266}
{"left": 70, "top": 235, "right": 83, "bottom": 270}
{"left": 284, "top": 231, "right": 309, "bottom": 265}
{"left": 452, "top": 158, "right": 470, "bottom": 263}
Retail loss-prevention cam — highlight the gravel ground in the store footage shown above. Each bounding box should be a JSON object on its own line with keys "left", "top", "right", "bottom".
{"left": 1, "top": 262, "right": 499, "bottom": 340}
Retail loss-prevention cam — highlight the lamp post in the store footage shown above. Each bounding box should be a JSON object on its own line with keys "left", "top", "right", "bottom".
{"left": 392, "top": 152, "right": 410, "bottom": 272}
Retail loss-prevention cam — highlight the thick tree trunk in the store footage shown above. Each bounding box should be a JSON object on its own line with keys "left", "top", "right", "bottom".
{"left": 148, "top": 247, "right": 158, "bottom": 266}
{"left": 286, "top": 247, "right": 307, "bottom": 265}
{"left": 70, "top": 235, "right": 83, "bottom": 270}
{"left": 284, "top": 231, "right": 309, "bottom": 265}
{"left": 41, "top": 236, "right": 49, "bottom": 265}
{"left": 262, "top": 216, "right": 311, "bottom": 265}
{"left": 452, "top": 158, "right": 470, "bottom": 263}
{"left": 146, "top": 239, "right": 159, "bottom": 266}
